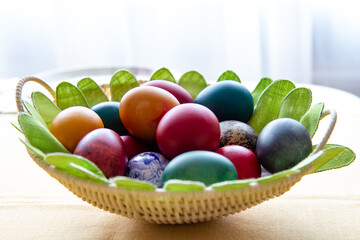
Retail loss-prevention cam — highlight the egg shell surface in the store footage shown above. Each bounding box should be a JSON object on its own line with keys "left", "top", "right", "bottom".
{"left": 161, "top": 151, "right": 238, "bottom": 186}
{"left": 120, "top": 135, "right": 152, "bottom": 160}
{"left": 216, "top": 145, "right": 261, "bottom": 179}
{"left": 218, "top": 120, "right": 258, "bottom": 152}
{"left": 91, "top": 101, "right": 129, "bottom": 135}
{"left": 127, "top": 152, "right": 169, "bottom": 187}
{"left": 119, "top": 86, "right": 180, "bottom": 142}
{"left": 74, "top": 128, "right": 128, "bottom": 178}
{"left": 156, "top": 103, "right": 220, "bottom": 159}
{"left": 256, "top": 118, "right": 312, "bottom": 173}
{"left": 142, "top": 80, "right": 194, "bottom": 104}
{"left": 50, "top": 106, "right": 104, "bottom": 153}
{"left": 194, "top": 80, "right": 254, "bottom": 122}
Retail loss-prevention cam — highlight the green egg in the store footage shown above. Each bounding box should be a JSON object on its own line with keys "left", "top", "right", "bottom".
{"left": 161, "top": 151, "right": 237, "bottom": 186}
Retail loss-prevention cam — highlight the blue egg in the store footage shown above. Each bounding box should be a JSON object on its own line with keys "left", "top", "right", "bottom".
{"left": 194, "top": 80, "right": 254, "bottom": 122}
{"left": 91, "top": 101, "right": 129, "bottom": 135}
{"left": 127, "top": 152, "right": 169, "bottom": 187}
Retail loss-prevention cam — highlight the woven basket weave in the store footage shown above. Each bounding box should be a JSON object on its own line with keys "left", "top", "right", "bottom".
{"left": 15, "top": 76, "right": 337, "bottom": 224}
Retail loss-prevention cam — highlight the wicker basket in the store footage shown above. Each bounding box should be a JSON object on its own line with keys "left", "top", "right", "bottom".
{"left": 15, "top": 76, "right": 337, "bottom": 224}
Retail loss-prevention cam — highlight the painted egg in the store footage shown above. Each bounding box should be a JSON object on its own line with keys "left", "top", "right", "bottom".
{"left": 161, "top": 151, "right": 237, "bottom": 186}
{"left": 142, "top": 80, "right": 194, "bottom": 104}
{"left": 218, "top": 120, "right": 258, "bottom": 152}
{"left": 50, "top": 106, "right": 104, "bottom": 152}
{"left": 156, "top": 103, "right": 220, "bottom": 159}
{"left": 120, "top": 135, "right": 152, "bottom": 160}
{"left": 256, "top": 118, "right": 312, "bottom": 173}
{"left": 216, "top": 145, "right": 261, "bottom": 179}
{"left": 127, "top": 152, "right": 169, "bottom": 187}
{"left": 91, "top": 101, "right": 129, "bottom": 135}
{"left": 119, "top": 86, "right": 180, "bottom": 142}
{"left": 194, "top": 80, "right": 254, "bottom": 122}
{"left": 74, "top": 128, "right": 128, "bottom": 178}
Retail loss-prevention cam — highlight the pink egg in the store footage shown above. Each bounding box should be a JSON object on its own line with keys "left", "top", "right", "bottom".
{"left": 74, "top": 128, "right": 128, "bottom": 178}
{"left": 142, "top": 80, "right": 194, "bottom": 104}
{"left": 156, "top": 103, "right": 220, "bottom": 159}
{"left": 216, "top": 145, "right": 261, "bottom": 179}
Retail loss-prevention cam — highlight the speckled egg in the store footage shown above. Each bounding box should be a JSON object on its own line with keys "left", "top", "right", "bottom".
{"left": 127, "top": 152, "right": 169, "bottom": 187}
{"left": 218, "top": 120, "right": 258, "bottom": 152}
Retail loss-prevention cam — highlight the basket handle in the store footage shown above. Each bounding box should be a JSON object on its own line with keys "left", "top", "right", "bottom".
{"left": 310, "top": 109, "right": 337, "bottom": 155}
{"left": 15, "top": 76, "right": 55, "bottom": 113}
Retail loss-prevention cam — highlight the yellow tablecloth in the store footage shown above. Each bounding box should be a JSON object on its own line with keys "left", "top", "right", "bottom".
{"left": 1, "top": 84, "right": 359, "bottom": 240}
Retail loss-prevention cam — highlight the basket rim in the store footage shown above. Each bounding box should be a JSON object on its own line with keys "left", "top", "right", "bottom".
{"left": 27, "top": 148, "right": 309, "bottom": 196}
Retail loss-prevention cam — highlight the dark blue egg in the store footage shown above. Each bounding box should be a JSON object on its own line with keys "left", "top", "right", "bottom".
{"left": 194, "top": 80, "right": 254, "bottom": 122}
{"left": 256, "top": 118, "right": 312, "bottom": 173}
{"left": 91, "top": 101, "right": 129, "bottom": 135}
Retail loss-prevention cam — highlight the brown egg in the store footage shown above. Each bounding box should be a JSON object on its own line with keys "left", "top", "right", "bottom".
{"left": 218, "top": 120, "right": 258, "bottom": 152}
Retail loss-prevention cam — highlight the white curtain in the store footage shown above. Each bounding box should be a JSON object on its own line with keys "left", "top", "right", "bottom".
{"left": 1, "top": 0, "right": 359, "bottom": 95}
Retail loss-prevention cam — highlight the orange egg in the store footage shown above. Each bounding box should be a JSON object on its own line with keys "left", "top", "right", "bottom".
{"left": 50, "top": 106, "right": 104, "bottom": 152}
{"left": 119, "top": 86, "right": 180, "bottom": 142}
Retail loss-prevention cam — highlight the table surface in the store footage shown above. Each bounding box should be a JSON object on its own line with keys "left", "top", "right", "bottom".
{"left": 1, "top": 81, "right": 359, "bottom": 240}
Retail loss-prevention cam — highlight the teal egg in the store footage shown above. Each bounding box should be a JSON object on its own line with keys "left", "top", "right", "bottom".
{"left": 91, "top": 101, "right": 129, "bottom": 135}
{"left": 161, "top": 151, "right": 237, "bottom": 186}
{"left": 194, "top": 80, "right": 254, "bottom": 122}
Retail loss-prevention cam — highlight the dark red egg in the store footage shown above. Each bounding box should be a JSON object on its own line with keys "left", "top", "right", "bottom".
{"left": 156, "top": 103, "right": 220, "bottom": 159}
{"left": 74, "top": 128, "right": 128, "bottom": 178}
{"left": 216, "top": 145, "right": 261, "bottom": 179}
{"left": 120, "top": 135, "right": 152, "bottom": 160}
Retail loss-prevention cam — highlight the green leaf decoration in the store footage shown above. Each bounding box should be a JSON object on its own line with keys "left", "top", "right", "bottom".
{"left": 217, "top": 70, "right": 241, "bottom": 82}
{"left": 56, "top": 82, "right": 88, "bottom": 110}
{"left": 210, "top": 179, "right": 253, "bottom": 191}
{"left": 178, "top": 70, "right": 207, "bottom": 98}
{"left": 110, "top": 70, "right": 139, "bottom": 101}
{"left": 256, "top": 169, "right": 301, "bottom": 184}
{"left": 300, "top": 102, "right": 324, "bottom": 137}
{"left": 32, "top": 91, "right": 60, "bottom": 128}
{"left": 163, "top": 179, "right": 206, "bottom": 192}
{"left": 111, "top": 176, "right": 156, "bottom": 191}
{"left": 278, "top": 87, "right": 312, "bottom": 121}
{"left": 311, "top": 144, "right": 356, "bottom": 173}
{"left": 44, "top": 153, "right": 109, "bottom": 184}
{"left": 247, "top": 79, "right": 296, "bottom": 134}
{"left": 251, "top": 77, "right": 273, "bottom": 107}
{"left": 293, "top": 146, "right": 346, "bottom": 174}
{"left": 11, "top": 121, "right": 23, "bottom": 133}
{"left": 77, "top": 78, "right": 109, "bottom": 107}
{"left": 150, "top": 67, "right": 176, "bottom": 83}
{"left": 18, "top": 112, "right": 69, "bottom": 154}
{"left": 23, "top": 100, "right": 47, "bottom": 127}
{"left": 19, "top": 138, "right": 45, "bottom": 159}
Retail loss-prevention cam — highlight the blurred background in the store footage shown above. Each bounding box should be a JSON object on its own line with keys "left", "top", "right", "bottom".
{"left": 1, "top": 0, "right": 359, "bottom": 96}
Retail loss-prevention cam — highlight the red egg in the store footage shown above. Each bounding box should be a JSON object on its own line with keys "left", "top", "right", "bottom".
{"left": 74, "top": 128, "right": 128, "bottom": 178}
{"left": 142, "top": 80, "right": 194, "bottom": 104}
{"left": 216, "top": 145, "right": 261, "bottom": 179}
{"left": 120, "top": 135, "right": 152, "bottom": 160}
{"left": 156, "top": 103, "right": 220, "bottom": 159}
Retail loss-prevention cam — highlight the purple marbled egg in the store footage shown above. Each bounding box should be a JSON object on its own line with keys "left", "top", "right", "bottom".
{"left": 127, "top": 152, "right": 169, "bottom": 187}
